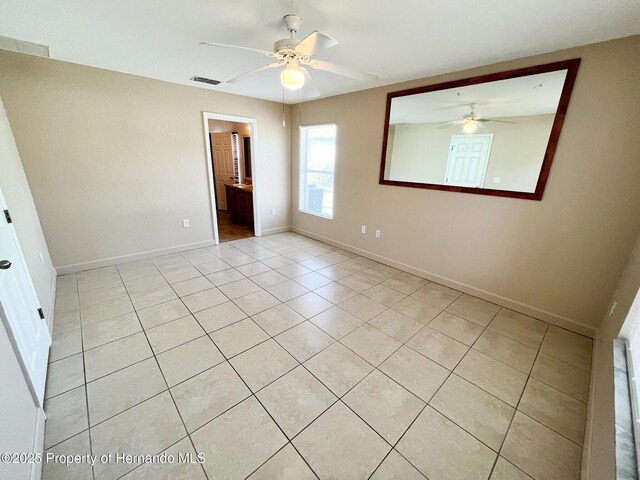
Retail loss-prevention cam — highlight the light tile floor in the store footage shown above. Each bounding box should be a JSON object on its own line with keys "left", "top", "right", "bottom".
{"left": 45, "top": 232, "right": 593, "bottom": 480}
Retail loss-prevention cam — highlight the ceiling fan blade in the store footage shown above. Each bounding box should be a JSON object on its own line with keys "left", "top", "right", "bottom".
{"left": 300, "top": 67, "right": 321, "bottom": 98}
{"left": 487, "top": 119, "right": 517, "bottom": 124}
{"left": 294, "top": 31, "right": 338, "bottom": 57}
{"left": 226, "top": 62, "right": 283, "bottom": 83}
{"left": 307, "top": 59, "right": 378, "bottom": 81}
{"left": 438, "top": 120, "right": 465, "bottom": 128}
{"left": 200, "top": 41, "right": 275, "bottom": 57}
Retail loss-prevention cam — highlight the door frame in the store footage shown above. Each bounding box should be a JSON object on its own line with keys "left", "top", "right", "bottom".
{"left": 202, "top": 112, "right": 261, "bottom": 244}
{"left": 445, "top": 133, "right": 494, "bottom": 188}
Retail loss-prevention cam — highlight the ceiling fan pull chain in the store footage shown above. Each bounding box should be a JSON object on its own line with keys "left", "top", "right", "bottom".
{"left": 282, "top": 85, "right": 286, "bottom": 127}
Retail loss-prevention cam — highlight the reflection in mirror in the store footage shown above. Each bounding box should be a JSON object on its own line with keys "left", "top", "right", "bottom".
{"left": 380, "top": 60, "right": 580, "bottom": 199}
{"left": 242, "top": 135, "right": 252, "bottom": 180}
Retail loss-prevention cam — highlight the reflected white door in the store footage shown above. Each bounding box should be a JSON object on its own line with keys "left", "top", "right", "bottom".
{"left": 0, "top": 189, "right": 51, "bottom": 406}
{"left": 211, "top": 132, "right": 234, "bottom": 211}
{"left": 445, "top": 134, "right": 494, "bottom": 188}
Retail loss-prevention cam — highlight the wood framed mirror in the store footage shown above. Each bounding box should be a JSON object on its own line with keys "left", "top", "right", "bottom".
{"left": 379, "top": 59, "right": 580, "bottom": 200}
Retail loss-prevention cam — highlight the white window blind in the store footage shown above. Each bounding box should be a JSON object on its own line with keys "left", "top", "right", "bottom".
{"left": 231, "top": 132, "right": 241, "bottom": 182}
{"left": 299, "top": 124, "right": 337, "bottom": 219}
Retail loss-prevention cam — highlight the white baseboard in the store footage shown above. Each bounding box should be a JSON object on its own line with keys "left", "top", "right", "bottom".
{"left": 260, "top": 226, "right": 292, "bottom": 236}
{"left": 581, "top": 329, "right": 599, "bottom": 479}
{"left": 293, "top": 226, "right": 596, "bottom": 338}
{"left": 56, "top": 240, "right": 217, "bottom": 274}
{"left": 46, "top": 268, "right": 56, "bottom": 335}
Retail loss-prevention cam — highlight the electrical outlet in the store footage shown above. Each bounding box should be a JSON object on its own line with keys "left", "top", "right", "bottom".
{"left": 493, "top": 177, "right": 501, "bottom": 184}
{"left": 271, "top": 208, "right": 276, "bottom": 216}
{"left": 361, "top": 225, "right": 366, "bottom": 234}
{"left": 182, "top": 219, "right": 190, "bottom": 228}
{"left": 375, "top": 229, "right": 381, "bottom": 238}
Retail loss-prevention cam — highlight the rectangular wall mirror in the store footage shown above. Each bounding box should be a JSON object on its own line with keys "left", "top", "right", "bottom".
{"left": 379, "top": 59, "right": 580, "bottom": 200}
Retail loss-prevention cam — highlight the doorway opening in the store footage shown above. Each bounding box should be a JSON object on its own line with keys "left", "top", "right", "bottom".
{"left": 202, "top": 113, "right": 260, "bottom": 244}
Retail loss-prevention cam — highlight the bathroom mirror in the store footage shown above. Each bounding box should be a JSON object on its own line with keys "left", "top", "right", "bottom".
{"left": 379, "top": 59, "right": 580, "bottom": 200}
{"left": 242, "top": 134, "right": 252, "bottom": 181}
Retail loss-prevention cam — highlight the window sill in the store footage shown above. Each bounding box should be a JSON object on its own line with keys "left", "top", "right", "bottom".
{"left": 299, "top": 209, "right": 333, "bottom": 220}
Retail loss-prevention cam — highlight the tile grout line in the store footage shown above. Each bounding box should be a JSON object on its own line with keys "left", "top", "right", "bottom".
{"left": 76, "top": 272, "right": 97, "bottom": 480}
{"left": 81, "top": 274, "right": 97, "bottom": 480}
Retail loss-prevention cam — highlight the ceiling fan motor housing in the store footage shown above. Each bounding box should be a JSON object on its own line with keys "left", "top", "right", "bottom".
{"left": 274, "top": 38, "right": 297, "bottom": 53}
{"left": 283, "top": 14, "right": 302, "bottom": 33}
{"left": 275, "top": 14, "right": 304, "bottom": 58}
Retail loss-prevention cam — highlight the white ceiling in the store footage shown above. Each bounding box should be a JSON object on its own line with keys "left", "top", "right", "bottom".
{"left": 390, "top": 70, "right": 568, "bottom": 124}
{"left": 0, "top": 0, "right": 638, "bottom": 104}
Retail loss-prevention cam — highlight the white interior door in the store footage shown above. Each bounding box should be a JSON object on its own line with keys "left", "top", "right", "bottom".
{"left": 0, "top": 190, "right": 51, "bottom": 406}
{"left": 211, "top": 132, "right": 235, "bottom": 211}
{"left": 445, "top": 134, "right": 494, "bottom": 188}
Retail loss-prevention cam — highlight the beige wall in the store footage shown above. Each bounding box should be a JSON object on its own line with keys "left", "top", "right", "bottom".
{"left": 482, "top": 114, "right": 555, "bottom": 192}
{"left": 0, "top": 97, "right": 56, "bottom": 324}
{"left": 387, "top": 123, "right": 449, "bottom": 183}
{"left": 208, "top": 119, "right": 251, "bottom": 136}
{"left": 291, "top": 35, "right": 640, "bottom": 332}
{"left": 0, "top": 50, "right": 291, "bottom": 272}
{"left": 584, "top": 232, "right": 640, "bottom": 479}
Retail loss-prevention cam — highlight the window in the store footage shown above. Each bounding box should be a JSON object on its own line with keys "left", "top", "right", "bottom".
{"left": 231, "top": 132, "right": 241, "bottom": 182}
{"left": 623, "top": 289, "right": 640, "bottom": 469}
{"left": 299, "top": 124, "right": 336, "bottom": 219}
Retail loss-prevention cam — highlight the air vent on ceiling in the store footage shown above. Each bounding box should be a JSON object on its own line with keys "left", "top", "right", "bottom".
{"left": 0, "top": 35, "right": 49, "bottom": 57}
{"left": 190, "top": 76, "right": 221, "bottom": 85}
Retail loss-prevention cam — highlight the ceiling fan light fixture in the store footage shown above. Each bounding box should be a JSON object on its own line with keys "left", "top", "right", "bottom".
{"left": 280, "top": 65, "right": 305, "bottom": 91}
{"left": 463, "top": 120, "right": 478, "bottom": 134}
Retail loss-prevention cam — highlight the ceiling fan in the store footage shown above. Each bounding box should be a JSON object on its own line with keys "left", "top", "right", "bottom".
{"left": 200, "top": 14, "right": 378, "bottom": 97}
{"left": 438, "top": 104, "right": 516, "bottom": 133}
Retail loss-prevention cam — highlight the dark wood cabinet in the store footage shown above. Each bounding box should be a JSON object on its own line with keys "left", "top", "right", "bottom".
{"left": 225, "top": 184, "right": 254, "bottom": 226}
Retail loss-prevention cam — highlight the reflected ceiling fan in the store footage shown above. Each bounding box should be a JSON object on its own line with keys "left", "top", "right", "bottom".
{"left": 438, "top": 104, "right": 516, "bottom": 133}
{"left": 200, "top": 14, "right": 378, "bottom": 97}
